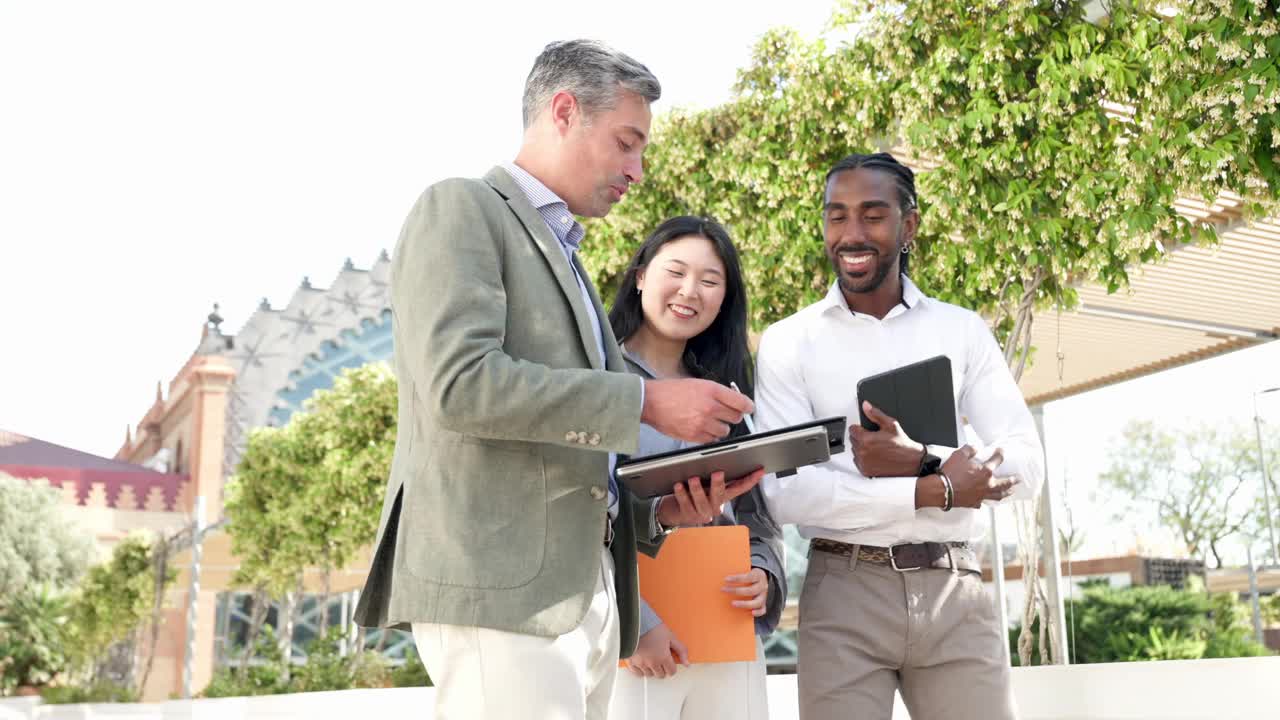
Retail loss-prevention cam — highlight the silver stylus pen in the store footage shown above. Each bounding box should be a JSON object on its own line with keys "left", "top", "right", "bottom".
{"left": 730, "top": 381, "right": 756, "bottom": 434}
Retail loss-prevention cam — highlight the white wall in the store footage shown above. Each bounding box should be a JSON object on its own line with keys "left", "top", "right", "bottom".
{"left": 4, "top": 657, "right": 1278, "bottom": 720}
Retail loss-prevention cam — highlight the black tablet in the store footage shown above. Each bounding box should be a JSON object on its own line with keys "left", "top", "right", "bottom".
{"left": 856, "top": 355, "right": 959, "bottom": 447}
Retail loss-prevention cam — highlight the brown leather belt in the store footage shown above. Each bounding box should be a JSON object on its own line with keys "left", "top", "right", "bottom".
{"left": 810, "top": 538, "right": 980, "bottom": 573}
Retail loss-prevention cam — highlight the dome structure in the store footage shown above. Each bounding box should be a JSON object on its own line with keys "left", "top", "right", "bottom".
{"left": 219, "top": 252, "right": 392, "bottom": 475}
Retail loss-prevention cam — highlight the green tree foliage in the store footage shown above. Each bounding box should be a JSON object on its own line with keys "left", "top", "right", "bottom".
{"left": 1100, "top": 420, "right": 1277, "bottom": 567}
{"left": 62, "top": 533, "right": 174, "bottom": 682}
{"left": 1145, "top": 0, "right": 1280, "bottom": 215}
{"left": 584, "top": 1, "right": 1278, "bottom": 351}
{"left": 225, "top": 362, "right": 396, "bottom": 643}
{"left": 289, "top": 363, "right": 397, "bottom": 631}
{"left": 0, "top": 473, "right": 92, "bottom": 599}
{"left": 225, "top": 425, "right": 316, "bottom": 597}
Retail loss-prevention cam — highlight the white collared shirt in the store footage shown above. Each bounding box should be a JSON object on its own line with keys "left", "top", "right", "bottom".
{"left": 756, "top": 277, "right": 1044, "bottom": 546}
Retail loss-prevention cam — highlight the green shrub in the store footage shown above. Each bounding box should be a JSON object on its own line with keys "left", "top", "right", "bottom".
{"left": 389, "top": 647, "right": 431, "bottom": 688}
{"left": 1263, "top": 593, "right": 1280, "bottom": 627}
{"left": 0, "top": 587, "right": 70, "bottom": 692}
{"left": 41, "top": 681, "right": 138, "bottom": 705}
{"left": 1012, "top": 583, "right": 1274, "bottom": 664}
{"left": 348, "top": 650, "right": 391, "bottom": 689}
{"left": 202, "top": 627, "right": 394, "bottom": 697}
{"left": 292, "top": 630, "right": 360, "bottom": 693}
{"left": 1072, "top": 584, "right": 1209, "bottom": 663}
{"left": 201, "top": 626, "right": 291, "bottom": 698}
{"left": 1203, "top": 630, "right": 1272, "bottom": 659}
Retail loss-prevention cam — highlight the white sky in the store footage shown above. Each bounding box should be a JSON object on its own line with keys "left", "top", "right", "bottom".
{"left": 2, "top": 1, "right": 1277, "bottom": 561}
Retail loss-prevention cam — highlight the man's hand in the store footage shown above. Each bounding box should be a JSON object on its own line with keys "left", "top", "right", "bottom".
{"left": 723, "top": 567, "right": 769, "bottom": 617}
{"left": 849, "top": 401, "right": 926, "bottom": 478}
{"left": 624, "top": 623, "right": 689, "bottom": 679}
{"left": 641, "top": 379, "right": 753, "bottom": 444}
{"left": 656, "top": 469, "right": 765, "bottom": 527}
{"left": 941, "top": 445, "right": 1016, "bottom": 508}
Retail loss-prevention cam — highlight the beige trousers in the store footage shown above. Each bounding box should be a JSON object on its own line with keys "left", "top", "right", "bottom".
{"left": 797, "top": 547, "right": 1016, "bottom": 720}
{"left": 412, "top": 547, "right": 620, "bottom": 720}
{"left": 609, "top": 637, "right": 769, "bottom": 720}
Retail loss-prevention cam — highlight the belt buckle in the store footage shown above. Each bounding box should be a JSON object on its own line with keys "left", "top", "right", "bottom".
{"left": 889, "top": 543, "right": 923, "bottom": 572}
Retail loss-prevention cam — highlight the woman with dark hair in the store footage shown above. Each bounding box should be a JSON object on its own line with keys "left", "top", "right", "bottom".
{"left": 608, "top": 215, "right": 785, "bottom": 720}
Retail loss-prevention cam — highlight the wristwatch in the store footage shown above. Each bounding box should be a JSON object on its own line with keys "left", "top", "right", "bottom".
{"left": 918, "top": 446, "right": 942, "bottom": 477}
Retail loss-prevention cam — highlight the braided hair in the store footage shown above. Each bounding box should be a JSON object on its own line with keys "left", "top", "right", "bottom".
{"left": 824, "top": 152, "right": 918, "bottom": 274}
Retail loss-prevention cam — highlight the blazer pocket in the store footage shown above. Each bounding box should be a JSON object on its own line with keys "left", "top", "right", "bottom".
{"left": 405, "top": 434, "right": 548, "bottom": 589}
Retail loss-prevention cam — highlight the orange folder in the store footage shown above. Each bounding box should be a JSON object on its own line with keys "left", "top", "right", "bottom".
{"left": 631, "top": 525, "right": 756, "bottom": 664}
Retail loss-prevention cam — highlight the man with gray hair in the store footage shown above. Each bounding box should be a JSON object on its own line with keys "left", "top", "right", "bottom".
{"left": 353, "top": 40, "right": 761, "bottom": 720}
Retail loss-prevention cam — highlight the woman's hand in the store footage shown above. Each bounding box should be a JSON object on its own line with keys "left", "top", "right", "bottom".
{"left": 723, "top": 567, "right": 769, "bottom": 617}
{"left": 655, "top": 468, "right": 765, "bottom": 527}
{"left": 624, "top": 623, "right": 689, "bottom": 679}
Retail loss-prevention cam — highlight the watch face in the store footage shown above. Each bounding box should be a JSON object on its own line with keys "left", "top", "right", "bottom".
{"left": 920, "top": 454, "right": 942, "bottom": 476}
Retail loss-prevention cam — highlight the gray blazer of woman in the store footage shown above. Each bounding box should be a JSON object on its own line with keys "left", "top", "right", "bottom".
{"left": 620, "top": 344, "right": 788, "bottom": 637}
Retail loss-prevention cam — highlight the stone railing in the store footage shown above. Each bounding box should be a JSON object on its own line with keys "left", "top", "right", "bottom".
{"left": 3, "top": 657, "right": 1277, "bottom": 720}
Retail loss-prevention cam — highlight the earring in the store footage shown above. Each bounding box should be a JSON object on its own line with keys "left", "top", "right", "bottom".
{"left": 901, "top": 246, "right": 910, "bottom": 254}
{"left": 636, "top": 287, "right": 642, "bottom": 294}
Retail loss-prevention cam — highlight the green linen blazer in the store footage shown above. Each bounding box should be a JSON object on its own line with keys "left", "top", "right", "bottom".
{"left": 353, "top": 166, "right": 660, "bottom": 658}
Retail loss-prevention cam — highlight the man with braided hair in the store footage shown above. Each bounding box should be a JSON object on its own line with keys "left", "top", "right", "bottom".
{"left": 755, "top": 152, "right": 1044, "bottom": 720}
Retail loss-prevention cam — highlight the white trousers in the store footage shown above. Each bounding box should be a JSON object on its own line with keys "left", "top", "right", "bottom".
{"left": 412, "top": 547, "right": 620, "bottom": 720}
{"left": 609, "top": 637, "right": 769, "bottom": 720}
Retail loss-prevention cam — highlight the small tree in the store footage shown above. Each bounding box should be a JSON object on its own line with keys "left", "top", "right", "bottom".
{"left": 1100, "top": 420, "right": 1277, "bottom": 567}
{"left": 0, "top": 473, "right": 92, "bottom": 599}
{"left": 224, "top": 363, "right": 396, "bottom": 656}
{"left": 61, "top": 533, "right": 173, "bottom": 689}
{"left": 224, "top": 425, "right": 315, "bottom": 667}
{"left": 289, "top": 363, "right": 397, "bottom": 638}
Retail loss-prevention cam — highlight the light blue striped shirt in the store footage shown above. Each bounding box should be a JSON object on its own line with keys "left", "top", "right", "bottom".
{"left": 501, "top": 162, "right": 619, "bottom": 520}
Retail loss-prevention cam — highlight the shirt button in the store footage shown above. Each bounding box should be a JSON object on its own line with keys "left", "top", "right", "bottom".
{"left": 587, "top": 433, "right": 601, "bottom": 446}
{"left": 565, "top": 431, "right": 578, "bottom": 443}
{"left": 560, "top": 216, "right": 570, "bottom": 224}
{"left": 589, "top": 486, "right": 606, "bottom": 500}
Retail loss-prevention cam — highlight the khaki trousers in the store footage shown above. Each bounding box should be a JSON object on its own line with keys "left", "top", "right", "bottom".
{"left": 412, "top": 547, "right": 620, "bottom": 720}
{"left": 797, "top": 547, "right": 1016, "bottom": 720}
{"left": 609, "top": 637, "right": 769, "bottom": 720}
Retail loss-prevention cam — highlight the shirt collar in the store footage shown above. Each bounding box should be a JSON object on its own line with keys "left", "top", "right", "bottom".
{"left": 619, "top": 343, "right": 660, "bottom": 379}
{"left": 819, "top": 275, "right": 927, "bottom": 317}
{"left": 501, "top": 162, "right": 583, "bottom": 251}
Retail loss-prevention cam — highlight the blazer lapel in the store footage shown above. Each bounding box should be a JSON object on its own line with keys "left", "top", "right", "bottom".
{"left": 485, "top": 166, "right": 603, "bottom": 370}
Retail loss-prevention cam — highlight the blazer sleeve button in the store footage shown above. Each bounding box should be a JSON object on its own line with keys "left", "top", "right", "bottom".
{"left": 587, "top": 433, "right": 601, "bottom": 446}
{"left": 589, "top": 486, "right": 606, "bottom": 500}
{"left": 565, "top": 431, "right": 579, "bottom": 443}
